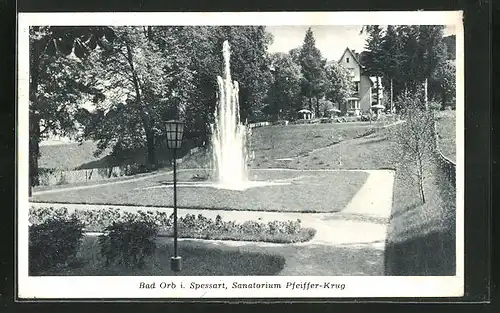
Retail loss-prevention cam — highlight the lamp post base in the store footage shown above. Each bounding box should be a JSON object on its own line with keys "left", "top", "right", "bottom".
{"left": 170, "top": 256, "right": 182, "bottom": 272}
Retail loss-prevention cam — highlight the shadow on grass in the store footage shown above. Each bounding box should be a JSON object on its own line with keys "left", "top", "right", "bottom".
{"left": 384, "top": 230, "right": 455, "bottom": 276}
{"left": 354, "top": 136, "right": 389, "bottom": 146}
{"left": 385, "top": 161, "right": 456, "bottom": 276}
{"left": 32, "top": 236, "right": 286, "bottom": 276}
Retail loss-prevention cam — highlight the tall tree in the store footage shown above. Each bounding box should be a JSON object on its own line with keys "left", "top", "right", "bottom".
{"left": 324, "top": 61, "right": 353, "bottom": 110}
{"left": 299, "top": 28, "right": 327, "bottom": 116}
{"left": 379, "top": 25, "right": 405, "bottom": 110}
{"left": 362, "top": 26, "right": 384, "bottom": 103}
{"left": 433, "top": 60, "right": 456, "bottom": 109}
{"left": 82, "top": 26, "right": 178, "bottom": 169}
{"left": 29, "top": 26, "right": 112, "bottom": 188}
{"left": 267, "top": 52, "right": 303, "bottom": 120}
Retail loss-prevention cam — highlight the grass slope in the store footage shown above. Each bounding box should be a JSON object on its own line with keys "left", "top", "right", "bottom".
{"left": 249, "top": 123, "right": 376, "bottom": 168}
{"left": 435, "top": 110, "right": 456, "bottom": 162}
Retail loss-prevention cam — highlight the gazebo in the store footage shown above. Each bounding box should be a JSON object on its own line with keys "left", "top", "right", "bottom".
{"left": 328, "top": 108, "right": 341, "bottom": 117}
{"left": 371, "top": 104, "right": 385, "bottom": 117}
{"left": 298, "top": 109, "right": 313, "bottom": 120}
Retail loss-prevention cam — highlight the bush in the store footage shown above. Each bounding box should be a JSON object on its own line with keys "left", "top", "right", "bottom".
{"left": 428, "top": 101, "right": 442, "bottom": 111}
{"left": 98, "top": 218, "right": 159, "bottom": 269}
{"left": 29, "top": 215, "right": 84, "bottom": 274}
{"left": 29, "top": 207, "right": 316, "bottom": 244}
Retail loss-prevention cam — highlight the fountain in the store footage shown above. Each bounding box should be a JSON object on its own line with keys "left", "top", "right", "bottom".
{"left": 153, "top": 41, "right": 293, "bottom": 191}
{"left": 210, "top": 41, "right": 249, "bottom": 188}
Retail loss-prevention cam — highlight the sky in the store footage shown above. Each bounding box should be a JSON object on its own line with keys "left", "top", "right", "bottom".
{"left": 266, "top": 25, "right": 457, "bottom": 62}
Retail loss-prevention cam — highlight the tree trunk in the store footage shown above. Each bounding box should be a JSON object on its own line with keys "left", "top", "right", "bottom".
{"left": 390, "top": 78, "right": 394, "bottom": 112}
{"left": 125, "top": 41, "right": 156, "bottom": 169}
{"left": 29, "top": 42, "right": 41, "bottom": 194}
{"left": 417, "top": 154, "right": 426, "bottom": 203}
{"left": 424, "top": 78, "right": 428, "bottom": 109}
{"left": 29, "top": 114, "right": 40, "bottom": 193}
{"left": 441, "top": 89, "right": 447, "bottom": 110}
{"left": 145, "top": 129, "right": 156, "bottom": 169}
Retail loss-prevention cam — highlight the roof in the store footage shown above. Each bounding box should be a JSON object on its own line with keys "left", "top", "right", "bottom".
{"left": 338, "top": 47, "right": 364, "bottom": 69}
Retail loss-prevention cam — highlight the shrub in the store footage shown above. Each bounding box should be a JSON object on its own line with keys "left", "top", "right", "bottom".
{"left": 394, "top": 94, "right": 436, "bottom": 203}
{"left": 29, "top": 207, "right": 316, "bottom": 244}
{"left": 428, "top": 101, "right": 442, "bottom": 111}
{"left": 98, "top": 218, "right": 158, "bottom": 269}
{"left": 29, "top": 216, "right": 84, "bottom": 274}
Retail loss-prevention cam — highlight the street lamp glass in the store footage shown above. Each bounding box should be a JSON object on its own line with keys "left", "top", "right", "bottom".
{"left": 165, "top": 120, "right": 184, "bottom": 149}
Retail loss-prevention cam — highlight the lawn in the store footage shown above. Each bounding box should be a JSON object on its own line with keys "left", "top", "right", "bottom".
{"left": 287, "top": 131, "right": 395, "bottom": 170}
{"left": 249, "top": 123, "right": 377, "bottom": 168}
{"left": 39, "top": 141, "right": 107, "bottom": 170}
{"left": 34, "top": 235, "right": 384, "bottom": 276}
{"left": 39, "top": 138, "right": 200, "bottom": 170}
{"left": 31, "top": 169, "right": 368, "bottom": 213}
{"left": 435, "top": 110, "right": 456, "bottom": 162}
{"left": 35, "top": 235, "right": 286, "bottom": 276}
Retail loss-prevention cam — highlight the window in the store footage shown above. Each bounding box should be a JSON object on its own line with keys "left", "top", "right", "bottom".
{"left": 354, "top": 82, "right": 360, "bottom": 92}
{"left": 346, "top": 57, "right": 350, "bottom": 63}
{"left": 348, "top": 68, "right": 355, "bottom": 77}
{"left": 348, "top": 100, "right": 359, "bottom": 110}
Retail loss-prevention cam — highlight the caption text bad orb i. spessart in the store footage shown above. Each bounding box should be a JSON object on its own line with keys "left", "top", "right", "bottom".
{"left": 139, "top": 281, "right": 346, "bottom": 291}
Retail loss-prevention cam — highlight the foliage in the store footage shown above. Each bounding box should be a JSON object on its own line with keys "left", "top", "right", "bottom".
{"left": 29, "top": 207, "right": 317, "bottom": 244}
{"left": 29, "top": 27, "right": 112, "bottom": 186}
{"left": 324, "top": 61, "right": 353, "bottom": 110}
{"left": 79, "top": 26, "right": 176, "bottom": 167}
{"left": 432, "top": 60, "right": 456, "bottom": 109}
{"left": 299, "top": 28, "right": 327, "bottom": 116}
{"left": 362, "top": 26, "right": 385, "bottom": 78}
{"left": 76, "top": 26, "right": 273, "bottom": 165}
{"left": 394, "top": 93, "right": 436, "bottom": 203}
{"left": 98, "top": 217, "right": 158, "bottom": 269}
{"left": 267, "top": 52, "right": 303, "bottom": 120}
{"left": 362, "top": 25, "right": 449, "bottom": 108}
{"left": 29, "top": 211, "right": 85, "bottom": 274}
{"left": 428, "top": 101, "right": 442, "bottom": 111}
{"left": 443, "top": 35, "right": 456, "bottom": 60}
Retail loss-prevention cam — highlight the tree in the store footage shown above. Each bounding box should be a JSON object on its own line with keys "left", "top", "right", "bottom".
{"left": 81, "top": 26, "right": 180, "bottom": 168}
{"left": 172, "top": 26, "right": 273, "bottom": 131}
{"left": 221, "top": 26, "right": 274, "bottom": 122}
{"left": 379, "top": 25, "right": 405, "bottom": 110}
{"left": 80, "top": 26, "right": 274, "bottom": 163}
{"left": 299, "top": 28, "right": 327, "bottom": 116}
{"left": 324, "top": 61, "right": 353, "bottom": 111}
{"left": 267, "top": 52, "right": 303, "bottom": 120}
{"left": 443, "top": 35, "right": 456, "bottom": 60}
{"left": 362, "top": 26, "right": 384, "bottom": 103}
{"left": 363, "top": 25, "right": 448, "bottom": 110}
{"left": 394, "top": 93, "right": 435, "bottom": 203}
{"left": 29, "top": 26, "right": 112, "bottom": 188}
{"left": 433, "top": 60, "right": 456, "bottom": 109}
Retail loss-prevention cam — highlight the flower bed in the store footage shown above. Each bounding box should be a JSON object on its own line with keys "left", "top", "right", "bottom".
{"left": 29, "top": 207, "right": 316, "bottom": 244}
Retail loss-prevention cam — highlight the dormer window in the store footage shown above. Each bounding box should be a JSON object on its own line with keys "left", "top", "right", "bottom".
{"left": 346, "top": 57, "right": 350, "bottom": 63}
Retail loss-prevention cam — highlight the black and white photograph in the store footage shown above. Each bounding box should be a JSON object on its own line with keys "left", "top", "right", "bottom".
{"left": 17, "top": 11, "right": 464, "bottom": 299}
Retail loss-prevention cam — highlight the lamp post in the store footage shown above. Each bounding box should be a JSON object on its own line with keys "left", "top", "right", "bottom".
{"left": 165, "top": 120, "right": 184, "bottom": 272}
